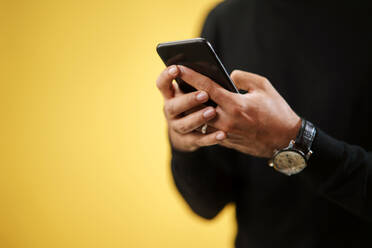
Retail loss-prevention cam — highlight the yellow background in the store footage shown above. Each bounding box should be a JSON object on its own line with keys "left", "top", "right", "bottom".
{"left": 1, "top": 0, "right": 236, "bottom": 247}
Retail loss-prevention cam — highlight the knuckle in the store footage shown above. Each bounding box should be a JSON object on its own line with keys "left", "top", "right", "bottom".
{"left": 168, "top": 120, "right": 176, "bottom": 131}
{"left": 207, "top": 86, "right": 221, "bottom": 101}
{"left": 247, "top": 105, "right": 258, "bottom": 119}
{"left": 230, "top": 99, "right": 247, "bottom": 116}
{"left": 163, "top": 103, "right": 170, "bottom": 115}
{"left": 232, "top": 70, "right": 248, "bottom": 84}
{"left": 156, "top": 70, "right": 167, "bottom": 88}
{"left": 162, "top": 104, "right": 167, "bottom": 115}
{"left": 182, "top": 135, "right": 195, "bottom": 150}
{"left": 156, "top": 77, "right": 162, "bottom": 90}
{"left": 197, "top": 76, "right": 213, "bottom": 92}
{"left": 230, "top": 69, "right": 243, "bottom": 79}
{"left": 195, "top": 136, "right": 210, "bottom": 147}
{"left": 174, "top": 119, "right": 191, "bottom": 134}
{"left": 238, "top": 101, "right": 250, "bottom": 114}
{"left": 259, "top": 76, "right": 271, "bottom": 88}
{"left": 222, "top": 120, "right": 234, "bottom": 132}
{"left": 231, "top": 106, "right": 241, "bottom": 116}
{"left": 206, "top": 78, "right": 217, "bottom": 92}
{"left": 193, "top": 138, "right": 202, "bottom": 147}
{"left": 164, "top": 102, "right": 175, "bottom": 116}
{"left": 213, "top": 88, "right": 224, "bottom": 100}
{"left": 178, "top": 123, "right": 188, "bottom": 134}
{"left": 240, "top": 101, "right": 250, "bottom": 113}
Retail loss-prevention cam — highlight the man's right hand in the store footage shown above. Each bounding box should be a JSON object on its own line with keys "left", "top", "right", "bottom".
{"left": 156, "top": 65, "right": 226, "bottom": 152}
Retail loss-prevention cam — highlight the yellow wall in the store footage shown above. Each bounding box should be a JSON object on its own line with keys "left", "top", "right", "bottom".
{"left": 1, "top": 0, "right": 236, "bottom": 247}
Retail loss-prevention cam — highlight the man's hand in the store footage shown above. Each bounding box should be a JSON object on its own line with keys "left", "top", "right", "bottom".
{"left": 156, "top": 65, "right": 226, "bottom": 152}
{"left": 176, "top": 65, "right": 301, "bottom": 158}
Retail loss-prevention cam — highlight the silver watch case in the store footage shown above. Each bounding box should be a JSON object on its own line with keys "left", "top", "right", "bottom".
{"left": 268, "top": 140, "right": 313, "bottom": 176}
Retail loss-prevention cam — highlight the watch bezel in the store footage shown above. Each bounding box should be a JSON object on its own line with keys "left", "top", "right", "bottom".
{"left": 268, "top": 140, "right": 310, "bottom": 176}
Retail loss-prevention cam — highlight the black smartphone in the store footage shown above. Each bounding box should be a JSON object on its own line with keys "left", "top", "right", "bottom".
{"left": 156, "top": 38, "right": 239, "bottom": 106}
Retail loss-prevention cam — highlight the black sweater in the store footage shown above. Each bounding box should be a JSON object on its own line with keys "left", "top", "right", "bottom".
{"left": 170, "top": 1, "right": 372, "bottom": 247}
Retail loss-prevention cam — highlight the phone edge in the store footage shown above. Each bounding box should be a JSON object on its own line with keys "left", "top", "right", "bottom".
{"left": 156, "top": 38, "right": 240, "bottom": 94}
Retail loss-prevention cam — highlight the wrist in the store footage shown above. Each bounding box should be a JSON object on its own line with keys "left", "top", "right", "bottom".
{"left": 276, "top": 115, "right": 302, "bottom": 151}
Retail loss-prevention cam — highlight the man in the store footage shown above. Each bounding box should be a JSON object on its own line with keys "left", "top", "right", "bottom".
{"left": 156, "top": 1, "right": 372, "bottom": 247}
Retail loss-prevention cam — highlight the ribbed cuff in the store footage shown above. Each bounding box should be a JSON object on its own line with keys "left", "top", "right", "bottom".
{"left": 301, "top": 127, "right": 345, "bottom": 185}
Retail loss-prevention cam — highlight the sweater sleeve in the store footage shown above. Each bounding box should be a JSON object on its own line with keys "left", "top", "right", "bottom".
{"left": 170, "top": 5, "right": 235, "bottom": 220}
{"left": 171, "top": 145, "right": 236, "bottom": 219}
{"left": 301, "top": 128, "right": 372, "bottom": 222}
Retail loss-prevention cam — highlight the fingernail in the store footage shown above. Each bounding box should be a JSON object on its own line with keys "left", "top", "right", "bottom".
{"left": 196, "top": 91, "right": 208, "bottom": 101}
{"left": 178, "top": 65, "right": 184, "bottom": 73}
{"left": 216, "top": 132, "right": 225, "bottom": 140}
{"left": 168, "top": 66, "right": 178, "bottom": 75}
{"left": 203, "top": 108, "right": 215, "bottom": 118}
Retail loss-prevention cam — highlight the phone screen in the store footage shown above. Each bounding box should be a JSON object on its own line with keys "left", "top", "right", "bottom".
{"left": 157, "top": 38, "right": 239, "bottom": 106}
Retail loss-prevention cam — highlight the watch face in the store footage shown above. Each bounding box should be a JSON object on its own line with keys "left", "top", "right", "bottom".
{"left": 273, "top": 150, "right": 306, "bottom": 175}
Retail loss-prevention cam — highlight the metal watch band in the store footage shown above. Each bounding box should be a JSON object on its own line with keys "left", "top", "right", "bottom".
{"left": 295, "top": 119, "right": 316, "bottom": 154}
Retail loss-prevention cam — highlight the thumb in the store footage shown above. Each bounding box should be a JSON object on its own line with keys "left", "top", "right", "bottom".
{"left": 230, "top": 70, "right": 266, "bottom": 92}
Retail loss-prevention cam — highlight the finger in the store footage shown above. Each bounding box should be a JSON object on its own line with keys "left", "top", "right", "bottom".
{"left": 196, "top": 130, "right": 226, "bottom": 147}
{"left": 164, "top": 90, "right": 209, "bottom": 118}
{"left": 187, "top": 130, "right": 226, "bottom": 148}
{"left": 202, "top": 105, "right": 233, "bottom": 132}
{"left": 156, "top": 65, "right": 179, "bottom": 99}
{"left": 219, "top": 139, "right": 247, "bottom": 151}
{"left": 230, "top": 70, "right": 268, "bottom": 92}
{"left": 172, "top": 107, "right": 216, "bottom": 134}
{"left": 178, "top": 65, "right": 234, "bottom": 106}
{"left": 219, "top": 139, "right": 260, "bottom": 157}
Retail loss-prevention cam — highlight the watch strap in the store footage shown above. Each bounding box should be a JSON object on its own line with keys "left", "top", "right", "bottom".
{"left": 295, "top": 119, "right": 316, "bottom": 153}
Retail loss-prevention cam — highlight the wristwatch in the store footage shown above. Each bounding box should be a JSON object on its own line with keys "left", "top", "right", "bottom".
{"left": 268, "top": 118, "right": 316, "bottom": 176}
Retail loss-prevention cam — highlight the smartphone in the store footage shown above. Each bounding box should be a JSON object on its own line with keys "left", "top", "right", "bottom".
{"left": 156, "top": 38, "right": 239, "bottom": 106}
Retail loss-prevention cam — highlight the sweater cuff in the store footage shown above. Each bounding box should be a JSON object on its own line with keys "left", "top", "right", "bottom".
{"left": 301, "top": 127, "right": 345, "bottom": 185}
